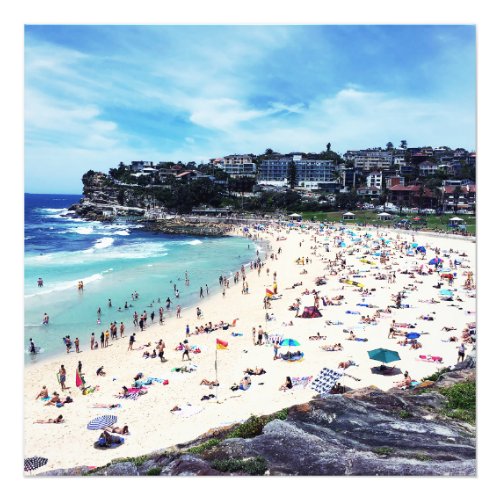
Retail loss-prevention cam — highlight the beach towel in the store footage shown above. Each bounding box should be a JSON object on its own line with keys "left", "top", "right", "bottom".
{"left": 355, "top": 338, "right": 368, "bottom": 342}
{"left": 418, "top": 355, "right": 443, "bottom": 363}
{"left": 231, "top": 332, "right": 244, "bottom": 337}
{"left": 311, "top": 368, "right": 344, "bottom": 394}
{"left": 281, "top": 353, "right": 304, "bottom": 362}
{"left": 94, "top": 436, "right": 125, "bottom": 449}
{"left": 346, "top": 311, "right": 361, "bottom": 315}
{"left": 291, "top": 376, "right": 313, "bottom": 389}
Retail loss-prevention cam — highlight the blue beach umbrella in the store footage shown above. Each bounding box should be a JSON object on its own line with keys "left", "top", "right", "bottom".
{"left": 406, "top": 332, "right": 421, "bottom": 339}
{"left": 411, "top": 243, "right": 418, "bottom": 248}
{"left": 416, "top": 246, "right": 426, "bottom": 253}
{"left": 429, "top": 257, "right": 443, "bottom": 266}
{"left": 280, "top": 338, "right": 300, "bottom": 347}
{"left": 87, "top": 415, "right": 117, "bottom": 430}
{"left": 440, "top": 289, "right": 454, "bottom": 297}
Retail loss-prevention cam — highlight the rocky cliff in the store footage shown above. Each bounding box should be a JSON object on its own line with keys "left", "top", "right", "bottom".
{"left": 40, "top": 369, "right": 476, "bottom": 476}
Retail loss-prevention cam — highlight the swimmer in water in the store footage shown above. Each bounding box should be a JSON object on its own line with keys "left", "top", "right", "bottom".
{"left": 42, "top": 313, "right": 49, "bottom": 325}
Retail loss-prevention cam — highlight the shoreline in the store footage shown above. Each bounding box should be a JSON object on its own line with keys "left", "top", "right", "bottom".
{"left": 24, "top": 222, "right": 476, "bottom": 473}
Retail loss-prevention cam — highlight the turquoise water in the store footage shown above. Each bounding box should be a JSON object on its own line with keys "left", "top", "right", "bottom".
{"left": 25, "top": 194, "right": 258, "bottom": 362}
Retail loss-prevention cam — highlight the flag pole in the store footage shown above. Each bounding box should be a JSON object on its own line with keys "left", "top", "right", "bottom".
{"left": 215, "top": 345, "right": 219, "bottom": 403}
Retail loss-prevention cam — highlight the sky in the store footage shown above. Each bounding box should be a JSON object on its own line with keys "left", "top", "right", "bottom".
{"left": 24, "top": 25, "right": 476, "bottom": 194}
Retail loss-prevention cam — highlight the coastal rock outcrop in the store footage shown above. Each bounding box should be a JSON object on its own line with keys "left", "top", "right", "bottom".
{"left": 45, "top": 369, "right": 475, "bottom": 476}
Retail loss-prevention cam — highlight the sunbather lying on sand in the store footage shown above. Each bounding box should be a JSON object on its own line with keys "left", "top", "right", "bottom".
{"left": 34, "top": 415, "right": 64, "bottom": 424}
{"left": 338, "top": 359, "right": 357, "bottom": 369}
{"left": 104, "top": 425, "right": 129, "bottom": 435}
{"left": 244, "top": 367, "right": 266, "bottom": 375}
{"left": 200, "top": 379, "right": 219, "bottom": 388}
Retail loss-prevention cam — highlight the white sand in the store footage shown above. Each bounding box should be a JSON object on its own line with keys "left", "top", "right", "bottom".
{"left": 24, "top": 223, "right": 476, "bottom": 473}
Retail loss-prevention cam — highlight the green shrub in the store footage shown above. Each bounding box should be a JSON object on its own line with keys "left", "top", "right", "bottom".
{"left": 145, "top": 467, "right": 162, "bottom": 476}
{"left": 422, "top": 367, "right": 450, "bottom": 382}
{"left": 439, "top": 381, "right": 476, "bottom": 424}
{"left": 413, "top": 453, "right": 431, "bottom": 461}
{"left": 227, "top": 409, "right": 288, "bottom": 439}
{"left": 399, "top": 409, "right": 412, "bottom": 419}
{"left": 212, "top": 457, "right": 267, "bottom": 475}
{"left": 186, "top": 438, "right": 221, "bottom": 455}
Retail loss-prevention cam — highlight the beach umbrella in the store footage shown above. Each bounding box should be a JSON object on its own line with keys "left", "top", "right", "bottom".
{"left": 429, "top": 257, "right": 443, "bottom": 266}
{"left": 440, "top": 289, "right": 454, "bottom": 297}
{"left": 406, "top": 332, "right": 421, "bottom": 339}
{"left": 367, "top": 348, "right": 401, "bottom": 364}
{"left": 411, "top": 242, "right": 418, "bottom": 248}
{"left": 280, "top": 338, "right": 300, "bottom": 347}
{"left": 311, "top": 367, "right": 344, "bottom": 394}
{"left": 87, "top": 415, "right": 117, "bottom": 430}
{"left": 24, "top": 456, "right": 48, "bottom": 472}
{"left": 416, "top": 246, "right": 426, "bottom": 253}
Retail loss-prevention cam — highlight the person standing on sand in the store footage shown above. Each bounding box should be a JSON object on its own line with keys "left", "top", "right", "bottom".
{"left": 457, "top": 343, "right": 466, "bottom": 363}
{"left": 75, "top": 337, "right": 80, "bottom": 353}
{"left": 58, "top": 365, "right": 67, "bottom": 390}
{"left": 176, "top": 305, "right": 181, "bottom": 318}
{"left": 200, "top": 286, "right": 204, "bottom": 298}
{"left": 90, "top": 332, "right": 95, "bottom": 350}
{"left": 257, "top": 326, "right": 264, "bottom": 346}
{"left": 182, "top": 340, "right": 191, "bottom": 361}
{"left": 159, "top": 307, "right": 164, "bottom": 325}
{"left": 273, "top": 340, "right": 280, "bottom": 360}
{"left": 100, "top": 331, "right": 105, "bottom": 348}
{"left": 205, "top": 284, "right": 209, "bottom": 295}
{"left": 105, "top": 330, "right": 110, "bottom": 347}
{"left": 128, "top": 333, "right": 135, "bottom": 351}
{"left": 120, "top": 322, "right": 125, "bottom": 338}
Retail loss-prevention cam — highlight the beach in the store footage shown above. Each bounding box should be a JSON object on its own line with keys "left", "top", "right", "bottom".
{"left": 24, "top": 223, "right": 476, "bottom": 473}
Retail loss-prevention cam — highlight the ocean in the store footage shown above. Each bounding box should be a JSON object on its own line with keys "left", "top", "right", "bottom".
{"left": 24, "top": 194, "right": 258, "bottom": 363}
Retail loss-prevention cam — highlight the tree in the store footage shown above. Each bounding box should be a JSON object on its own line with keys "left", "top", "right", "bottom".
{"left": 386, "top": 142, "right": 394, "bottom": 150}
{"left": 264, "top": 148, "right": 275, "bottom": 156}
{"left": 400, "top": 140, "right": 407, "bottom": 149}
{"left": 287, "top": 160, "right": 297, "bottom": 190}
{"left": 326, "top": 142, "right": 331, "bottom": 152}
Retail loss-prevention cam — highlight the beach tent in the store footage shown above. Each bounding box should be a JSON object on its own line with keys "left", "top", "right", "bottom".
{"left": 289, "top": 213, "right": 302, "bottom": 220}
{"left": 301, "top": 306, "right": 322, "bottom": 318}
{"left": 378, "top": 212, "right": 392, "bottom": 221}
{"left": 342, "top": 212, "right": 356, "bottom": 221}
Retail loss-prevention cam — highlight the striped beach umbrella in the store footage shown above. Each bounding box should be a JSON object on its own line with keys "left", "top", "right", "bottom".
{"left": 280, "top": 338, "right": 300, "bottom": 347}
{"left": 24, "top": 456, "right": 48, "bottom": 472}
{"left": 87, "top": 415, "right": 117, "bottom": 430}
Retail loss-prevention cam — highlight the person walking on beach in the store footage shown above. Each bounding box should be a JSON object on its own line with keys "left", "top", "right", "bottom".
{"left": 100, "top": 331, "right": 105, "bottom": 348}
{"left": 75, "top": 337, "right": 80, "bottom": 353}
{"left": 90, "top": 332, "right": 95, "bottom": 350}
{"left": 105, "top": 330, "right": 110, "bottom": 347}
{"left": 128, "top": 333, "right": 135, "bottom": 351}
{"left": 182, "top": 340, "right": 191, "bottom": 361}
{"left": 205, "top": 284, "right": 209, "bottom": 295}
{"left": 58, "top": 365, "right": 67, "bottom": 391}
{"left": 120, "top": 322, "right": 125, "bottom": 338}
{"left": 133, "top": 311, "right": 138, "bottom": 327}
{"left": 159, "top": 307, "right": 164, "bottom": 325}
{"left": 176, "top": 305, "right": 181, "bottom": 318}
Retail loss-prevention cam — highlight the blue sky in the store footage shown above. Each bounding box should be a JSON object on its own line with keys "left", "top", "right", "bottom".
{"left": 24, "top": 25, "right": 476, "bottom": 193}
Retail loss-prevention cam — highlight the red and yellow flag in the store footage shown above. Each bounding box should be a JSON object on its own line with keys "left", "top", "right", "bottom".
{"left": 216, "top": 338, "right": 228, "bottom": 350}
{"left": 265, "top": 288, "right": 274, "bottom": 297}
